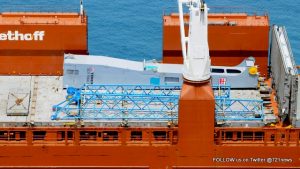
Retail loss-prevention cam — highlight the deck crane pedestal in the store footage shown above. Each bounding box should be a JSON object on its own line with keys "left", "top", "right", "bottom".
{"left": 177, "top": 0, "right": 215, "bottom": 155}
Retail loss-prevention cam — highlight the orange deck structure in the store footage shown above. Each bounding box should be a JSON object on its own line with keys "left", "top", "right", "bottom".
{"left": 163, "top": 13, "right": 269, "bottom": 76}
{"left": 0, "top": 12, "right": 88, "bottom": 75}
{"left": 0, "top": 9, "right": 299, "bottom": 169}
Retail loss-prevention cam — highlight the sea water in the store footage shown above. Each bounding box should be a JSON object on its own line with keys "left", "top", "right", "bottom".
{"left": 1, "top": 0, "right": 299, "bottom": 64}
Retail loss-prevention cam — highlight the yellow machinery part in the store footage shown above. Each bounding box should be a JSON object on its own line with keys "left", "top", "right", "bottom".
{"left": 249, "top": 66, "right": 258, "bottom": 75}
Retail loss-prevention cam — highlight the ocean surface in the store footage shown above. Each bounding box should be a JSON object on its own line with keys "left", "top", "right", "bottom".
{"left": 1, "top": 0, "right": 300, "bottom": 64}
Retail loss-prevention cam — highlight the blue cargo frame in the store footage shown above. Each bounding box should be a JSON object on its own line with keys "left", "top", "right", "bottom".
{"left": 52, "top": 84, "right": 263, "bottom": 122}
{"left": 52, "top": 84, "right": 181, "bottom": 121}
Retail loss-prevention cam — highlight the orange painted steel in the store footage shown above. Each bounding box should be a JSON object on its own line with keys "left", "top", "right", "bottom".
{"left": 0, "top": 125, "right": 299, "bottom": 168}
{"left": 163, "top": 13, "right": 270, "bottom": 76}
{"left": 1, "top": 12, "right": 300, "bottom": 168}
{"left": 0, "top": 13, "right": 88, "bottom": 75}
{"left": 178, "top": 81, "right": 215, "bottom": 157}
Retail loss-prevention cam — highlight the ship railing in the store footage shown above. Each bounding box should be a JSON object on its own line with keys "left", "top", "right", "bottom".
{"left": 214, "top": 127, "right": 300, "bottom": 147}
{"left": 0, "top": 5, "right": 79, "bottom": 13}
{"left": 163, "top": 6, "right": 268, "bottom": 16}
{"left": 0, "top": 139, "right": 27, "bottom": 145}
{"left": 0, "top": 127, "right": 178, "bottom": 146}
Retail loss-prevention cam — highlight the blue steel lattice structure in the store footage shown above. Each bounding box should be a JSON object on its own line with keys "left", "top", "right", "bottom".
{"left": 52, "top": 84, "right": 264, "bottom": 122}
{"left": 215, "top": 98, "right": 264, "bottom": 121}
{"left": 52, "top": 84, "right": 181, "bottom": 121}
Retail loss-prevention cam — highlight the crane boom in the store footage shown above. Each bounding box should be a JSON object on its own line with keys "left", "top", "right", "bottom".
{"left": 178, "top": 0, "right": 211, "bottom": 82}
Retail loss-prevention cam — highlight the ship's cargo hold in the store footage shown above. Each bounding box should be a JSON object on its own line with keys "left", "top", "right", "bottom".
{"left": 0, "top": 12, "right": 88, "bottom": 75}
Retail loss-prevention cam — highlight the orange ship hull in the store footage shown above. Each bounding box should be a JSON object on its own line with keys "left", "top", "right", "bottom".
{"left": 0, "top": 146, "right": 298, "bottom": 168}
{"left": 0, "top": 127, "right": 299, "bottom": 168}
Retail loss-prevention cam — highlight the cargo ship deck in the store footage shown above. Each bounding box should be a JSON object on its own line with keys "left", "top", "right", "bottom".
{"left": 0, "top": 75, "right": 265, "bottom": 127}
{"left": 0, "top": 2, "right": 300, "bottom": 168}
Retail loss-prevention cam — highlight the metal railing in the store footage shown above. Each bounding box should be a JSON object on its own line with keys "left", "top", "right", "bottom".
{"left": 0, "top": 127, "right": 178, "bottom": 146}
{"left": 215, "top": 127, "right": 300, "bottom": 147}
{"left": 0, "top": 5, "right": 79, "bottom": 13}
{"left": 163, "top": 6, "right": 268, "bottom": 16}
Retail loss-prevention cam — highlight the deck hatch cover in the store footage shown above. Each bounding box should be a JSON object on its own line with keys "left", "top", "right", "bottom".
{"left": 6, "top": 89, "right": 30, "bottom": 116}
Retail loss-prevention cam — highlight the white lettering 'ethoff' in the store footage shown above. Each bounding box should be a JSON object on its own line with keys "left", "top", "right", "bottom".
{"left": 0, "top": 31, "right": 45, "bottom": 41}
